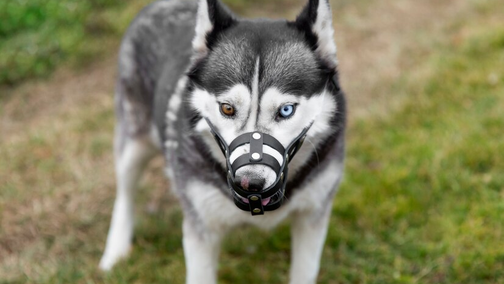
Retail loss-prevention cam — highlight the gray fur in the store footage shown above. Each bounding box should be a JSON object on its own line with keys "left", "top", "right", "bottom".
{"left": 116, "top": 0, "right": 198, "bottom": 139}
{"left": 103, "top": 0, "right": 346, "bottom": 281}
{"left": 113, "top": 0, "right": 347, "bottom": 234}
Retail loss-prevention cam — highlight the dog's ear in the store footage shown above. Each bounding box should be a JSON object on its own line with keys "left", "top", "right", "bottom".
{"left": 193, "top": 0, "right": 235, "bottom": 57}
{"left": 294, "top": 0, "right": 337, "bottom": 67}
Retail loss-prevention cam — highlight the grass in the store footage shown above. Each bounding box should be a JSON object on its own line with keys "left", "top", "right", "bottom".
{"left": 328, "top": 25, "right": 504, "bottom": 283}
{"left": 0, "top": 0, "right": 141, "bottom": 88}
{"left": 1, "top": 0, "right": 503, "bottom": 283}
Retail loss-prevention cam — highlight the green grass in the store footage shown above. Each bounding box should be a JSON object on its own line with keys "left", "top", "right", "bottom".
{"left": 1, "top": 0, "right": 503, "bottom": 283}
{"left": 328, "top": 26, "right": 504, "bottom": 283}
{"left": 0, "top": 0, "right": 140, "bottom": 88}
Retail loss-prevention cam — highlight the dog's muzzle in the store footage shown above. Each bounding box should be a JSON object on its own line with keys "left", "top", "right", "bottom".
{"left": 204, "top": 118, "right": 312, "bottom": 216}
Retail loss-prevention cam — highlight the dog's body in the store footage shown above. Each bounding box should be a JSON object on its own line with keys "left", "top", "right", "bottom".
{"left": 100, "top": 0, "right": 346, "bottom": 283}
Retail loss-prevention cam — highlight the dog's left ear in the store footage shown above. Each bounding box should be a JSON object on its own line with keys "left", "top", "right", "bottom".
{"left": 294, "top": 0, "right": 337, "bottom": 67}
{"left": 193, "top": 0, "right": 236, "bottom": 57}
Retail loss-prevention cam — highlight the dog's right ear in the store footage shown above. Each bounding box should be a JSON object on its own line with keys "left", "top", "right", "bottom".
{"left": 294, "top": 0, "right": 337, "bottom": 68}
{"left": 193, "top": 0, "right": 235, "bottom": 57}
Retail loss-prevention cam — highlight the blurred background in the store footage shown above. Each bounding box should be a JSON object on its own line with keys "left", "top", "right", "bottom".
{"left": 0, "top": 0, "right": 503, "bottom": 283}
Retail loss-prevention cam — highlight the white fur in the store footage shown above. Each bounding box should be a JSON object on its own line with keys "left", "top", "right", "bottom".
{"left": 186, "top": 161, "right": 341, "bottom": 227}
{"left": 192, "top": 0, "right": 213, "bottom": 56}
{"left": 287, "top": 162, "right": 341, "bottom": 284}
{"left": 313, "top": 0, "right": 338, "bottom": 66}
{"left": 257, "top": 87, "right": 337, "bottom": 178}
{"left": 168, "top": 76, "right": 187, "bottom": 112}
{"left": 182, "top": 161, "right": 342, "bottom": 283}
{"left": 166, "top": 111, "right": 177, "bottom": 121}
{"left": 165, "top": 76, "right": 188, "bottom": 142}
{"left": 183, "top": 218, "right": 222, "bottom": 284}
{"left": 244, "top": 57, "right": 260, "bottom": 130}
{"left": 289, "top": 208, "right": 331, "bottom": 284}
{"left": 165, "top": 140, "right": 179, "bottom": 149}
{"left": 100, "top": 138, "right": 158, "bottom": 270}
{"left": 191, "top": 84, "right": 337, "bottom": 188}
{"left": 191, "top": 84, "right": 251, "bottom": 162}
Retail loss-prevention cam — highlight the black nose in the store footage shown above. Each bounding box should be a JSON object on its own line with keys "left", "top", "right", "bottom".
{"left": 234, "top": 175, "right": 265, "bottom": 192}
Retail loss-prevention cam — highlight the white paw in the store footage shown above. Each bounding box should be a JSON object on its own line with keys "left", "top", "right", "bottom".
{"left": 99, "top": 244, "right": 131, "bottom": 271}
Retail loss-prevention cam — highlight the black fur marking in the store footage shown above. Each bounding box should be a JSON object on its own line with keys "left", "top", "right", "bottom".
{"left": 205, "top": 0, "right": 237, "bottom": 50}
{"left": 188, "top": 18, "right": 333, "bottom": 98}
{"left": 290, "top": 0, "right": 320, "bottom": 53}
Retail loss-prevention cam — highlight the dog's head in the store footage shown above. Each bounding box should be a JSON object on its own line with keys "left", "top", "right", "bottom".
{"left": 188, "top": 0, "right": 341, "bottom": 211}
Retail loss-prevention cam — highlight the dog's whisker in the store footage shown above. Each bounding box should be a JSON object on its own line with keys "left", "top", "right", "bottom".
{"left": 306, "top": 137, "right": 320, "bottom": 167}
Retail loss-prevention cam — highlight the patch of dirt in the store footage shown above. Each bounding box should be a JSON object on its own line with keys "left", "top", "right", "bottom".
{"left": 1, "top": 57, "right": 117, "bottom": 138}
{"left": 334, "top": 0, "right": 467, "bottom": 120}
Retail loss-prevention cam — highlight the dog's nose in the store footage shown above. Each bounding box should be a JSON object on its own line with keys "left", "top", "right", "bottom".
{"left": 234, "top": 175, "right": 265, "bottom": 192}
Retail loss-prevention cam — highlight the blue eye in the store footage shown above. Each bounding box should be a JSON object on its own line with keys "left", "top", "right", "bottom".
{"left": 279, "top": 104, "right": 295, "bottom": 118}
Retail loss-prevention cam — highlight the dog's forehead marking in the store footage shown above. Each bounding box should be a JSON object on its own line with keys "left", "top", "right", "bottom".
{"left": 201, "top": 39, "right": 256, "bottom": 95}
{"left": 244, "top": 57, "right": 260, "bottom": 131}
{"left": 260, "top": 42, "right": 325, "bottom": 96}
{"left": 200, "top": 21, "right": 326, "bottom": 98}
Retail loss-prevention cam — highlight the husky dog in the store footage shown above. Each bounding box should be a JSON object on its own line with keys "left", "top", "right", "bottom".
{"left": 99, "top": 0, "right": 346, "bottom": 283}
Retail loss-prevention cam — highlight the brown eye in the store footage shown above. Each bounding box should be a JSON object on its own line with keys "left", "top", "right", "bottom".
{"left": 220, "top": 103, "right": 235, "bottom": 116}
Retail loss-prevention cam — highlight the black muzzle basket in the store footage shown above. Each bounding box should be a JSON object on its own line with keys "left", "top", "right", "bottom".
{"left": 204, "top": 118, "right": 312, "bottom": 216}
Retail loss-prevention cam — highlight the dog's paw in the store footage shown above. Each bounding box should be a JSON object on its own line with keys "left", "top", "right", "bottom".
{"left": 98, "top": 245, "right": 131, "bottom": 271}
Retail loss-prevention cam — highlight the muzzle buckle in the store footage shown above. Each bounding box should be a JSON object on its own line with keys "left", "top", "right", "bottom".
{"left": 248, "top": 194, "right": 264, "bottom": 215}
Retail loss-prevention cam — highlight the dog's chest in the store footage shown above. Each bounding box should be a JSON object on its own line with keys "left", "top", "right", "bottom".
{"left": 183, "top": 161, "right": 342, "bottom": 231}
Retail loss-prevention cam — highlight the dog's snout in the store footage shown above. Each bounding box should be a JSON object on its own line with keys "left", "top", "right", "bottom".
{"left": 234, "top": 175, "right": 265, "bottom": 192}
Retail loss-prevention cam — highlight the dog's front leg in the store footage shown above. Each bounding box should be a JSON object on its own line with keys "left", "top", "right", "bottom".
{"left": 289, "top": 205, "right": 332, "bottom": 284}
{"left": 183, "top": 218, "right": 222, "bottom": 284}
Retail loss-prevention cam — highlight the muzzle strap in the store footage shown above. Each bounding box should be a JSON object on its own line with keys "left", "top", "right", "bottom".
{"left": 204, "top": 118, "right": 312, "bottom": 216}
{"left": 231, "top": 154, "right": 281, "bottom": 174}
{"left": 247, "top": 194, "right": 265, "bottom": 216}
{"left": 249, "top": 132, "right": 264, "bottom": 161}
